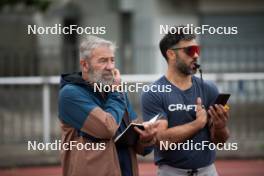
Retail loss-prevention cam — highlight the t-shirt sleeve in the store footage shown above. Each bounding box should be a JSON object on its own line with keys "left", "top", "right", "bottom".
{"left": 141, "top": 91, "right": 168, "bottom": 121}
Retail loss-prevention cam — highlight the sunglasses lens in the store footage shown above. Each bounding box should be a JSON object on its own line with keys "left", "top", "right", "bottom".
{"left": 186, "top": 46, "right": 200, "bottom": 57}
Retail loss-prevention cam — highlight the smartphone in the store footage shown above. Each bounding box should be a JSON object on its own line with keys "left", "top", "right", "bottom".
{"left": 213, "top": 93, "right": 231, "bottom": 105}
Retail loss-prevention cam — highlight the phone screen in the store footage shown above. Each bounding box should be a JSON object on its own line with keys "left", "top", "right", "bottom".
{"left": 213, "top": 93, "right": 231, "bottom": 105}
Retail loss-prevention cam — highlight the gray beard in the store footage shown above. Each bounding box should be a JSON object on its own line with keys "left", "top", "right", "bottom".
{"left": 87, "top": 69, "right": 114, "bottom": 86}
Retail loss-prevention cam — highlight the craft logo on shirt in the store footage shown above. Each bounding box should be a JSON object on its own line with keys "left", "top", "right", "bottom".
{"left": 168, "top": 104, "right": 198, "bottom": 112}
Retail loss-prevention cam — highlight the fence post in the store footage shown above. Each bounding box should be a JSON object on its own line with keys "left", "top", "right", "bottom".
{"left": 42, "top": 82, "right": 51, "bottom": 144}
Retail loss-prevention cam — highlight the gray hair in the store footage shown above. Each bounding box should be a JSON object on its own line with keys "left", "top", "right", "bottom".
{"left": 79, "top": 35, "right": 116, "bottom": 60}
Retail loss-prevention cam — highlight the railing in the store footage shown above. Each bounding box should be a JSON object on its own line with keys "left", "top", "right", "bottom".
{"left": 0, "top": 73, "right": 264, "bottom": 158}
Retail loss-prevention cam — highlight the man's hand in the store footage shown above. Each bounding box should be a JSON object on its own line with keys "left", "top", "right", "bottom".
{"left": 195, "top": 97, "right": 208, "bottom": 129}
{"left": 208, "top": 104, "right": 229, "bottom": 129}
{"left": 208, "top": 104, "right": 230, "bottom": 143}
{"left": 134, "top": 122, "right": 158, "bottom": 147}
{"left": 111, "top": 68, "right": 122, "bottom": 91}
{"left": 112, "top": 68, "right": 121, "bottom": 86}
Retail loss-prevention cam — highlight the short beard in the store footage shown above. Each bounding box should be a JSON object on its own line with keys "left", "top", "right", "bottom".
{"left": 87, "top": 66, "right": 114, "bottom": 86}
{"left": 175, "top": 54, "right": 196, "bottom": 75}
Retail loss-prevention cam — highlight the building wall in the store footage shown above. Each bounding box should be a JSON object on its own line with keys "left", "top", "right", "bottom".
{"left": 131, "top": 0, "right": 264, "bottom": 74}
{"left": 1, "top": 0, "right": 263, "bottom": 75}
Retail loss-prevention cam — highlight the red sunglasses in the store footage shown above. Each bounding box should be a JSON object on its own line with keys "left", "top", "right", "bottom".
{"left": 171, "top": 45, "right": 200, "bottom": 57}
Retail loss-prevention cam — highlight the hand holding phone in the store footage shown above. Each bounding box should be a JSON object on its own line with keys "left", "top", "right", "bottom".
{"left": 208, "top": 93, "right": 231, "bottom": 129}
{"left": 213, "top": 93, "right": 230, "bottom": 106}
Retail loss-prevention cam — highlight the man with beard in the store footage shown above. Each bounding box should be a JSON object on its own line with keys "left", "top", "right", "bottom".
{"left": 58, "top": 36, "right": 156, "bottom": 176}
{"left": 141, "top": 27, "right": 230, "bottom": 176}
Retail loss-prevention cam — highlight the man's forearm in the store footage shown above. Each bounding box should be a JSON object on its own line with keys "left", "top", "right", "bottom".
{"left": 210, "top": 126, "right": 230, "bottom": 144}
{"left": 156, "top": 120, "right": 203, "bottom": 143}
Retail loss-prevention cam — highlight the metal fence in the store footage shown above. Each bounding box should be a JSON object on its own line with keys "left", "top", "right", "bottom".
{"left": 0, "top": 73, "right": 264, "bottom": 165}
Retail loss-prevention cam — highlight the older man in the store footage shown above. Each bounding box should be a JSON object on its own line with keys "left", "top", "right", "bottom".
{"left": 58, "top": 36, "right": 155, "bottom": 176}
